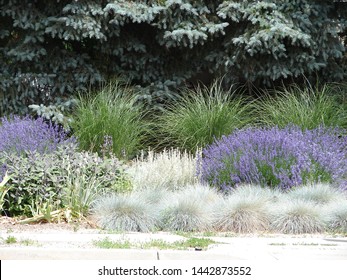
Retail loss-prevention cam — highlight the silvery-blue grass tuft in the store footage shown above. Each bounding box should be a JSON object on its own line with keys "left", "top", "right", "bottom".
{"left": 324, "top": 201, "right": 347, "bottom": 233}
{"left": 287, "top": 183, "right": 345, "bottom": 205}
{"left": 228, "top": 184, "right": 284, "bottom": 204}
{"left": 92, "top": 193, "right": 159, "bottom": 232}
{"left": 270, "top": 200, "right": 325, "bottom": 234}
{"left": 212, "top": 191, "right": 271, "bottom": 233}
{"left": 160, "top": 184, "right": 219, "bottom": 232}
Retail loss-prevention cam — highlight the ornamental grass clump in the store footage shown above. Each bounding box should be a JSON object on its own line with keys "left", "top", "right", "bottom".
{"left": 212, "top": 188, "right": 271, "bottom": 233}
{"left": 132, "top": 187, "right": 171, "bottom": 211}
{"left": 270, "top": 200, "right": 325, "bottom": 234}
{"left": 160, "top": 184, "right": 218, "bottom": 232}
{"left": 287, "top": 183, "right": 345, "bottom": 205}
{"left": 0, "top": 115, "right": 74, "bottom": 155}
{"left": 229, "top": 184, "right": 284, "bottom": 204}
{"left": 92, "top": 193, "right": 159, "bottom": 232}
{"left": 325, "top": 202, "right": 347, "bottom": 233}
{"left": 254, "top": 83, "right": 347, "bottom": 130}
{"left": 200, "top": 126, "right": 347, "bottom": 191}
{"left": 70, "top": 82, "right": 148, "bottom": 159}
{"left": 156, "top": 79, "right": 254, "bottom": 153}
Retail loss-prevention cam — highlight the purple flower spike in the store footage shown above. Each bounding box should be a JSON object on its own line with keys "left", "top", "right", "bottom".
{"left": 0, "top": 115, "right": 76, "bottom": 155}
{"left": 199, "top": 125, "right": 347, "bottom": 191}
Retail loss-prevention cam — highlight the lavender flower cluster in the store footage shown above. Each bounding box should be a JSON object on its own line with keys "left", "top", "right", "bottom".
{"left": 0, "top": 115, "right": 75, "bottom": 155}
{"left": 200, "top": 126, "right": 347, "bottom": 191}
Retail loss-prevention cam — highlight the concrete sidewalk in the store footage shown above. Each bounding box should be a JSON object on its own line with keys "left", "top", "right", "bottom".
{"left": 1, "top": 231, "right": 347, "bottom": 260}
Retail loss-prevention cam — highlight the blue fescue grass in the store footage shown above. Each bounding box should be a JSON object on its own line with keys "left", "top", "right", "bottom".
{"left": 212, "top": 187, "right": 271, "bottom": 233}
{"left": 324, "top": 200, "right": 347, "bottom": 233}
{"left": 159, "top": 184, "right": 220, "bottom": 232}
{"left": 287, "top": 183, "right": 345, "bottom": 205}
{"left": 92, "top": 193, "right": 159, "bottom": 232}
{"left": 270, "top": 200, "right": 326, "bottom": 234}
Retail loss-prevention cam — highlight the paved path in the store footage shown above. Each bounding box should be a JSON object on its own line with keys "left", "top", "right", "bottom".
{"left": 1, "top": 230, "right": 347, "bottom": 260}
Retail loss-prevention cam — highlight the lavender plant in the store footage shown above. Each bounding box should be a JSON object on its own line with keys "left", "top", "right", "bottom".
{"left": 200, "top": 126, "right": 347, "bottom": 191}
{"left": 101, "top": 135, "right": 114, "bottom": 159}
{"left": 0, "top": 115, "right": 74, "bottom": 155}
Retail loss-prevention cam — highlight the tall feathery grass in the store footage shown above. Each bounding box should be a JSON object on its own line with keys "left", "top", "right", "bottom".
{"left": 70, "top": 82, "right": 148, "bottom": 159}
{"left": 156, "top": 79, "right": 255, "bottom": 152}
{"left": 254, "top": 83, "right": 347, "bottom": 130}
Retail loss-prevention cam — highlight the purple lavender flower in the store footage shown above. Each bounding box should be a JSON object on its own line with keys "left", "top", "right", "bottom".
{"left": 101, "top": 135, "right": 114, "bottom": 158}
{"left": 200, "top": 126, "right": 347, "bottom": 191}
{"left": 0, "top": 115, "right": 76, "bottom": 155}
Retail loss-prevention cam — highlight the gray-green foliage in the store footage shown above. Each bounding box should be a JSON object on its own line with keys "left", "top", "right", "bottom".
{"left": 0, "top": 143, "right": 123, "bottom": 217}
{"left": 126, "top": 148, "right": 199, "bottom": 191}
{"left": 0, "top": 1, "right": 345, "bottom": 114}
{"left": 0, "top": 172, "right": 11, "bottom": 211}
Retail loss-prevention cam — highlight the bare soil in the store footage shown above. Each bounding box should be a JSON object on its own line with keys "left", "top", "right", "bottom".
{"left": 0, "top": 216, "right": 98, "bottom": 233}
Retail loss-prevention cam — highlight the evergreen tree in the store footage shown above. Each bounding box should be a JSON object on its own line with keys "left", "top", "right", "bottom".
{"left": 0, "top": 0, "right": 345, "bottom": 115}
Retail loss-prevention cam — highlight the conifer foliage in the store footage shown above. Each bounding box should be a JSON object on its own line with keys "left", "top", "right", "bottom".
{"left": 0, "top": 0, "right": 346, "bottom": 115}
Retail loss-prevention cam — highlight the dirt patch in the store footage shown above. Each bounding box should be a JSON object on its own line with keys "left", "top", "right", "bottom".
{"left": 0, "top": 216, "right": 98, "bottom": 233}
